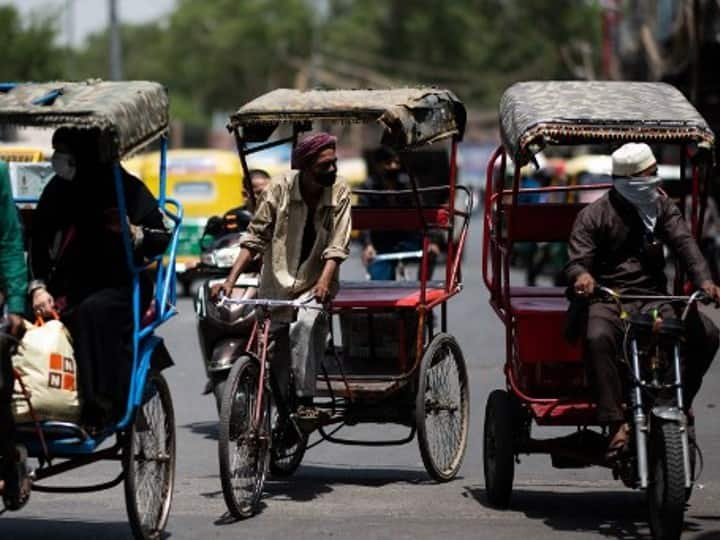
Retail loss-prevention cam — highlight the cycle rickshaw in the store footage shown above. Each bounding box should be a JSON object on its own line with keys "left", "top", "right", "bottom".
{"left": 0, "top": 80, "right": 182, "bottom": 539}
{"left": 482, "top": 80, "right": 716, "bottom": 539}
{"left": 216, "top": 88, "right": 472, "bottom": 517}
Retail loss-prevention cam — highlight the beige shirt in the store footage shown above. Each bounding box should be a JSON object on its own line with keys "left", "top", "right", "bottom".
{"left": 240, "top": 172, "right": 351, "bottom": 301}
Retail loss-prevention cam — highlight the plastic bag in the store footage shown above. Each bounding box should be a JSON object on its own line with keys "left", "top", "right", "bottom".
{"left": 11, "top": 319, "right": 80, "bottom": 423}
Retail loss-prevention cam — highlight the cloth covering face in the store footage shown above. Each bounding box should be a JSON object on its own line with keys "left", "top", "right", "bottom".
{"left": 613, "top": 175, "right": 662, "bottom": 232}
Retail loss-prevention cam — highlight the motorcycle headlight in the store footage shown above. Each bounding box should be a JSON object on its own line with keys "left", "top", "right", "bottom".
{"left": 214, "top": 245, "right": 242, "bottom": 268}
{"left": 200, "top": 252, "right": 216, "bottom": 266}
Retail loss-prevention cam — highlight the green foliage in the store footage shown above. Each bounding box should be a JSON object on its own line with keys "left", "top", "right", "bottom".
{"left": 0, "top": 6, "right": 67, "bottom": 81}
{"left": 3, "top": 1, "right": 603, "bottom": 125}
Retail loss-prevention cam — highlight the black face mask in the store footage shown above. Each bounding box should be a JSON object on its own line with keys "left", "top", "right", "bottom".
{"left": 315, "top": 172, "right": 336, "bottom": 187}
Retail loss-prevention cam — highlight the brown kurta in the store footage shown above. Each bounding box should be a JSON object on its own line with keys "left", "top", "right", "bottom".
{"left": 565, "top": 189, "right": 718, "bottom": 423}
{"left": 566, "top": 189, "right": 711, "bottom": 294}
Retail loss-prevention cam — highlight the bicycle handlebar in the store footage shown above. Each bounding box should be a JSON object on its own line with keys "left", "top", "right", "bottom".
{"left": 595, "top": 286, "right": 712, "bottom": 321}
{"left": 217, "top": 295, "right": 326, "bottom": 311}
{"left": 596, "top": 286, "right": 708, "bottom": 304}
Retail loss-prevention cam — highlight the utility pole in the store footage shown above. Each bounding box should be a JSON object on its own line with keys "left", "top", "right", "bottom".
{"left": 65, "top": 0, "right": 75, "bottom": 78}
{"left": 109, "top": 0, "right": 123, "bottom": 80}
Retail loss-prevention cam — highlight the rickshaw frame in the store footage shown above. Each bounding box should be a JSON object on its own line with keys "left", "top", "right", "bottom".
{"left": 481, "top": 81, "right": 716, "bottom": 527}
{"left": 218, "top": 88, "right": 472, "bottom": 508}
{"left": 483, "top": 81, "right": 715, "bottom": 423}
{"left": 0, "top": 80, "right": 182, "bottom": 538}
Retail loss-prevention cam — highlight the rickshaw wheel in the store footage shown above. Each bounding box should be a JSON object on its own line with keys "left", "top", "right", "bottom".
{"left": 218, "top": 355, "right": 270, "bottom": 519}
{"left": 415, "top": 333, "right": 470, "bottom": 482}
{"left": 124, "top": 370, "right": 176, "bottom": 540}
{"left": 269, "top": 409, "right": 308, "bottom": 478}
{"left": 647, "top": 422, "right": 686, "bottom": 540}
{"left": 483, "top": 389, "right": 515, "bottom": 508}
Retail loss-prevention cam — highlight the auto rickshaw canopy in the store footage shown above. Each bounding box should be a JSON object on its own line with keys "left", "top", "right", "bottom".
{"left": 0, "top": 80, "right": 168, "bottom": 161}
{"left": 500, "top": 81, "right": 715, "bottom": 166}
{"left": 229, "top": 87, "right": 466, "bottom": 149}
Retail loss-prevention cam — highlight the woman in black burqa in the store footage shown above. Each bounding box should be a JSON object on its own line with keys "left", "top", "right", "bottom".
{"left": 31, "top": 128, "right": 171, "bottom": 428}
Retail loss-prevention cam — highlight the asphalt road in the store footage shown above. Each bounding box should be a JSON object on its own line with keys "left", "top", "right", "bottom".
{"left": 2, "top": 215, "right": 719, "bottom": 539}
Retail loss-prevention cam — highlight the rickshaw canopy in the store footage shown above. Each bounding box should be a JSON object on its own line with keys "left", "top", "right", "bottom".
{"left": 0, "top": 80, "right": 168, "bottom": 161}
{"left": 500, "top": 81, "right": 715, "bottom": 165}
{"left": 229, "top": 88, "right": 466, "bottom": 149}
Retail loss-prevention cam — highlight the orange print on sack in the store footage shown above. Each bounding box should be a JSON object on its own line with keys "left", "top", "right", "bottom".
{"left": 62, "top": 373, "right": 76, "bottom": 391}
{"left": 49, "top": 353, "right": 63, "bottom": 371}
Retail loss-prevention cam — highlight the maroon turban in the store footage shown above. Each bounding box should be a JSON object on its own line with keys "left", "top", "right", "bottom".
{"left": 291, "top": 132, "right": 337, "bottom": 170}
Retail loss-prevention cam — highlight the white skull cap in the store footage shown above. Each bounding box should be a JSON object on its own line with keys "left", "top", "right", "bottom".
{"left": 611, "top": 143, "right": 657, "bottom": 177}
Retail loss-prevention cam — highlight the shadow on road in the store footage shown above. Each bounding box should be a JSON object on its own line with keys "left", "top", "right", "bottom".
{"left": 206, "top": 464, "right": 436, "bottom": 524}
{"left": 464, "top": 485, "right": 711, "bottom": 540}
{"left": 0, "top": 517, "right": 167, "bottom": 540}
{"left": 182, "top": 421, "right": 218, "bottom": 441}
{"left": 264, "top": 464, "right": 433, "bottom": 501}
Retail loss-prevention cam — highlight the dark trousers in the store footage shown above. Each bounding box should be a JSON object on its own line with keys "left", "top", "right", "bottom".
{"left": 63, "top": 288, "right": 133, "bottom": 424}
{"left": 586, "top": 301, "right": 719, "bottom": 423}
{"left": 0, "top": 336, "right": 16, "bottom": 465}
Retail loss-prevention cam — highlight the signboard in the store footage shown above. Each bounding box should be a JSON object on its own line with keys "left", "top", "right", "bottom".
{"left": 8, "top": 161, "right": 54, "bottom": 201}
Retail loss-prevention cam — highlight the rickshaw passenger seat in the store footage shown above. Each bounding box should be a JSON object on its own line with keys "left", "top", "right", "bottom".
{"left": 509, "top": 293, "right": 586, "bottom": 396}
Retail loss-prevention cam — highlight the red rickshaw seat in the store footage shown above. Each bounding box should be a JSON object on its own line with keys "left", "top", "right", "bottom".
{"left": 509, "top": 295, "right": 582, "bottom": 364}
{"left": 334, "top": 280, "right": 447, "bottom": 309}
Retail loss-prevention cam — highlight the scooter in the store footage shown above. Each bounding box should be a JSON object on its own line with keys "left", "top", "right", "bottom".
{"left": 193, "top": 210, "right": 259, "bottom": 411}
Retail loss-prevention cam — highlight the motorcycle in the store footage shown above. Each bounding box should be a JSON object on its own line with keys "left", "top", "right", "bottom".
{"left": 193, "top": 211, "right": 259, "bottom": 411}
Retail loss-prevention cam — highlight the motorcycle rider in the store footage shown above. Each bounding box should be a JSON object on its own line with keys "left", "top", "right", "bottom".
{"left": 566, "top": 143, "right": 720, "bottom": 459}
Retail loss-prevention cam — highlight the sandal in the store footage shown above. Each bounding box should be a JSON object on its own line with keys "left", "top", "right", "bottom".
{"left": 605, "top": 422, "right": 631, "bottom": 462}
{"left": 2, "top": 446, "right": 31, "bottom": 511}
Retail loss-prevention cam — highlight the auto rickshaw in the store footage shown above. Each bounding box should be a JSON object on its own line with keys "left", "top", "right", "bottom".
{"left": 482, "top": 80, "right": 716, "bottom": 540}
{"left": 0, "top": 80, "right": 182, "bottom": 540}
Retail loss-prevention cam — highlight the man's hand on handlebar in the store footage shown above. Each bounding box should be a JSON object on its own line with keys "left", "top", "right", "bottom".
{"left": 574, "top": 272, "right": 596, "bottom": 297}
{"left": 313, "top": 276, "right": 331, "bottom": 304}
{"left": 700, "top": 280, "right": 720, "bottom": 306}
{"left": 210, "top": 281, "right": 233, "bottom": 301}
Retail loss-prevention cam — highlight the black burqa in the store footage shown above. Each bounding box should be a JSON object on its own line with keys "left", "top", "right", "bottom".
{"left": 31, "top": 165, "right": 170, "bottom": 424}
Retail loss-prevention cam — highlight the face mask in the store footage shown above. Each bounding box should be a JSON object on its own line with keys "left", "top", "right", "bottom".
{"left": 314, "top": 171, "right": 336, "bottom": 187}
{"left": 614, "top": 175, "right": 662, "bottom": 231}
{"left": 51, "top": 151, "right": 77, "bottom": 181}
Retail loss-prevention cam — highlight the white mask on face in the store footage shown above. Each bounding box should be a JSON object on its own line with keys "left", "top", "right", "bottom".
{"left": 614, "top": 175, "right": 662, "bottom": 231}
{"left": 51, "top": 151, "right": 76, "bottom": 181}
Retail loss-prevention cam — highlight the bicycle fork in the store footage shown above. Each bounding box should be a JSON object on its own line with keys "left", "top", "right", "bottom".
{"left": 631, "top": 340, "right": 692, "bottom": 489}
{"left": 630, "top": 338, "right": 649, "bottom": 488}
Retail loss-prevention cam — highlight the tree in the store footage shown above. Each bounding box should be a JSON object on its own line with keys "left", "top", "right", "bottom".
{"left": 0, "top": 6, "right": 67, "bottom": 81}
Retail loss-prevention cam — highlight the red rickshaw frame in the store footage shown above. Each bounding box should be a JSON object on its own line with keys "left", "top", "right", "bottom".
{"left": 482, "top": 80, "right": 717, "bottom": 427}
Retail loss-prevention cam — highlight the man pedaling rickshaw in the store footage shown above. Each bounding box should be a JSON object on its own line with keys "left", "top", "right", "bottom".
{"left": 566, "top": 142, "right": 720, "bottom": 460}
{"left": 212, "top": 132, "right": 352, "bottom": 421}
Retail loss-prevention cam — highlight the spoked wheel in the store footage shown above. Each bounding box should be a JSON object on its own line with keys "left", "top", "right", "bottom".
{"left": 483, "top": 389, "right": 515, "bottom": 508}
{"left": 415, "top": 333, "right": 470, "bottom": 482}
{"left": 124, "top": 370, "right": 176, "bottom": 540}
{"left": 218, "top": 355, "right": 270, "bottom": 519}
{"left": 648, "top": 422, "right": 686, "bottom": 540}
{"left": 269, "top": 409, "right": 308, "bottom": 478}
